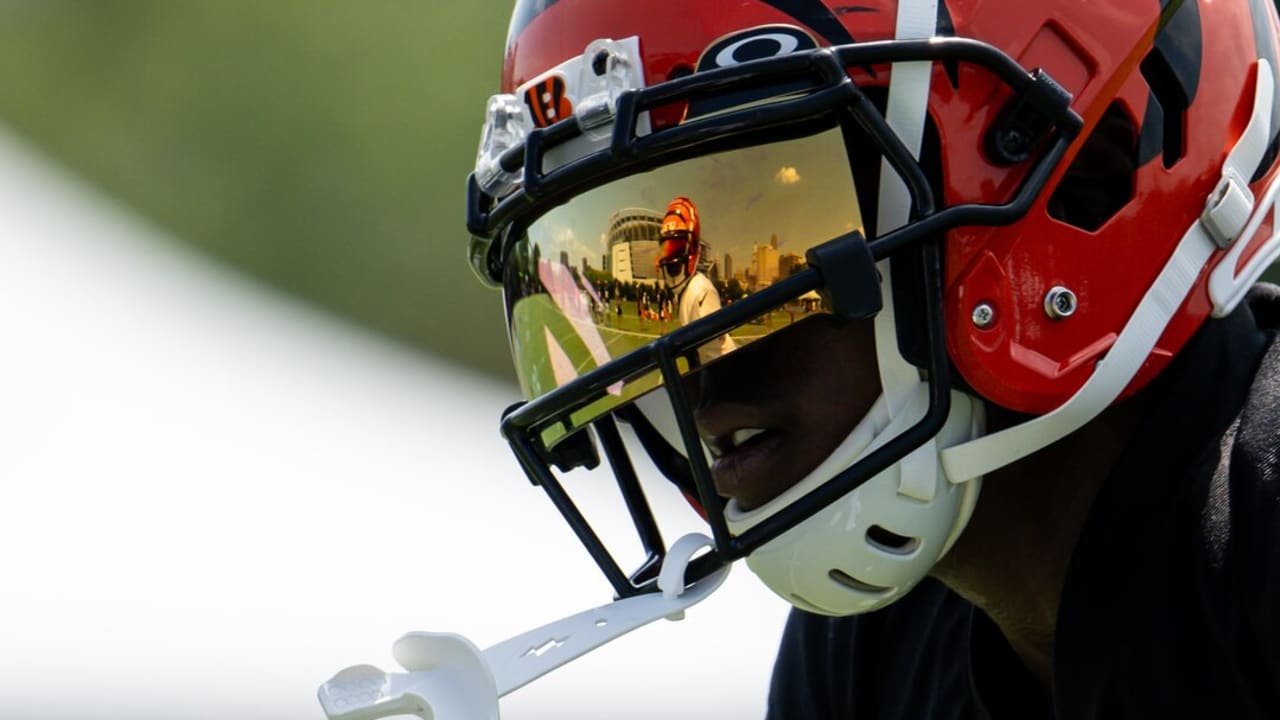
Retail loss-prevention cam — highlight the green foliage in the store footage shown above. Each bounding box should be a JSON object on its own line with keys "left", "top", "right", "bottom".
{"left": 0, "top": 0, "right": 1276, "bottom": 383}
{"left": 724, "top": 278, "right": 746, "bottom": 302}
{"left": 0, "top": 1, "right": 516, "bottom": 379}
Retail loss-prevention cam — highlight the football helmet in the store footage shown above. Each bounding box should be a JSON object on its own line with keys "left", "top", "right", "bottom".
{"left": 467, "top": 0, "right": 1280, "bottom": 615}
{"left": 657, "top": 196, "right": 703, "bottom": 289}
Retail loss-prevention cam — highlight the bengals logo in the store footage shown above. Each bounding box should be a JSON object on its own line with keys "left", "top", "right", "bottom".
{"left": 523, "top": 75, "right": 574, "bottom": 128}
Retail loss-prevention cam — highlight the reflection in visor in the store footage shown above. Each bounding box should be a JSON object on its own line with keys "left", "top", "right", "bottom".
{"left": 504, "top": 127, "right": 861, "bottom": 437}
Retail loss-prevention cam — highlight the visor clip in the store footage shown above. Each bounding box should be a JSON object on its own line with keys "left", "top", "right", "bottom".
{"left": 574, "top": 38, "right": 638, "bottom": 141}
{"left": 541, "top": 425, "right": 601, "bottom": 474}
{"left": 985, "top": 68, "right": 1074, "bottom": 166}
{"left": 805, "top": 231, "right": 882, "bottom": 321}
{"left": 473, "top": 93, "right": 533, "bottom": 196}
{"left": 503, "top": 402, "right": 603, "bottom": 483}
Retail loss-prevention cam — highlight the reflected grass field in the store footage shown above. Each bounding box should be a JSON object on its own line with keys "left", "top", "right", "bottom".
{"left": 510, "top": 293, "right": 824, "bottom": 440}
{"left": 596, "top": 300, "right": 819, "bottom": 342}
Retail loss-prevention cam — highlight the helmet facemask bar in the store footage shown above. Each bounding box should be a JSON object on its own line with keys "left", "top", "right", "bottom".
{"left": 481, "top": 38, "right": 1083, "bottom": 600}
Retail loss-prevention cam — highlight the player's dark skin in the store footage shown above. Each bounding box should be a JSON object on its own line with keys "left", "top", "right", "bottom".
{"left": 693, "top": 314, "right": 1149, "bottom": 690}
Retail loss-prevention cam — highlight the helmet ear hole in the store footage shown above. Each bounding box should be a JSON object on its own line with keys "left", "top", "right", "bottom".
{"left": 828, "top": 568, "right": 893, "bottom": 593}
{"left": 865, "top": 525, "right": 920, "bottom": 555}
{"left": 1047, "top": 101, "right": 1138, "bottom": 232}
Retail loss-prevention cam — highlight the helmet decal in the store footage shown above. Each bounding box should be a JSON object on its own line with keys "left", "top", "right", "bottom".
{"left": 1247, "top": 0, "right": 1280, "bottom": 181}
{"left": 523, "top": 75, "right": 574, "bottom": 129}
{"left": 696, "top": 25, "right": 818, "bottom": 72}
{"left": 1136, "top": 0, "right": 1201, "bottom": 169}
{"left": 757, "top": 0, "right": 857, "bottom": 46}
{"left": 687, "top": 25, "right": 820, "bottom": 119}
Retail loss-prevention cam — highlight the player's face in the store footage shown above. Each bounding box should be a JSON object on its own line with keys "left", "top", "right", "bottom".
{"left": 694, "top": 314, "right": 880, "bottom": 510}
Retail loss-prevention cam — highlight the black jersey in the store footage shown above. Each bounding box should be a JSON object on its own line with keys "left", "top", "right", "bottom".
{"left": 767, "top": 285, "right": 1280, "bottom": 719}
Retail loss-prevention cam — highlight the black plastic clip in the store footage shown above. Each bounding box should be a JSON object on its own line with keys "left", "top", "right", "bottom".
{"left": 985, "top": 68, "right": 1073, "bottom": 166}
{"left": 545, "top": 426, "right": 601, "bottom": 473}
{"left": 804, "top": 231, "right": 882, "bottom": 321}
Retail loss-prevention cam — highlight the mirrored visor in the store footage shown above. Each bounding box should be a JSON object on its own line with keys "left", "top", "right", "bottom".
{"left": 504, "top": 127, "right": 864, "bottom": 438}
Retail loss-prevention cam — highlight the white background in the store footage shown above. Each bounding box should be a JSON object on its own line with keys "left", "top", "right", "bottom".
{"left": 0, "top": 128, "right": 789, "bottom": 719}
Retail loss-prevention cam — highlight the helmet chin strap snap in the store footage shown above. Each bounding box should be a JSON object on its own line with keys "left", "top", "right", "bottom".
{"left": 318, "top": 534, "right": 725, "bottom": 720}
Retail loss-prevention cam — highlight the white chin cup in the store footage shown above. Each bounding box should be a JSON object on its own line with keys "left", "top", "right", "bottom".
{"left": 729, "top": 383, "right": 984, "bottom": 616}
{"left": 663, "top": 267, "right": 690, "bottom": 290}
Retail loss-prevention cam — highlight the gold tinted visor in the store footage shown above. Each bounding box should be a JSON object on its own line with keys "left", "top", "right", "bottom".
{"left": 504, "top": 128, "right": 862, "bottom": 435}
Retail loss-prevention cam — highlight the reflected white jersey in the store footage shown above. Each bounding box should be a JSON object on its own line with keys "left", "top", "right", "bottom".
{"left": 678, "top": 272, "right": 736, "bottom": 363}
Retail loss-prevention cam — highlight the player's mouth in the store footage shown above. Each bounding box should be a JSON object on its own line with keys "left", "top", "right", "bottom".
{"left": 706, "top": 426, "right": 785, "bottom": 510}
{"left": 690, "top": 315, "right": 882, "bottom": 513}
{"left": 698, "top": 409, "right": 802, "bottom": 511}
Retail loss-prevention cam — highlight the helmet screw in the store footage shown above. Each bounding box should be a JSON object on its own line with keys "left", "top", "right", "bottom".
{"left": 1044, "top": 286, "right": 1078, "bottom": 320}
{"left": 1000, "top": 128, "right": 1031, "bottom": 159}
{"left": 971, "top": 302, "right": 996, "bottom": 329}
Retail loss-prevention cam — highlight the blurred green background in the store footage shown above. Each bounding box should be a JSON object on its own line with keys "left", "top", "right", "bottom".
{"left": 1, "top": 2, "right": 1275, "bottom": 386}
{"left": 0, "top": 0, "right": 516, "bottom": 380}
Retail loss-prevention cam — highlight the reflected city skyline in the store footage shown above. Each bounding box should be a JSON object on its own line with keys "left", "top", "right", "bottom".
{"left": 589, "top": 211, "right": 813, "bottom": 293}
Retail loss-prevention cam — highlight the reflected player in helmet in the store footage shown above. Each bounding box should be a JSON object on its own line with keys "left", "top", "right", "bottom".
{"left": 656, "top": 196, "right": 702, "bottom": 293}
{"left": 657, "top": 196, "right": 735, "bottom": 362}
{"left": 466, "top": 0, "right": 1280, "bottom": 715}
